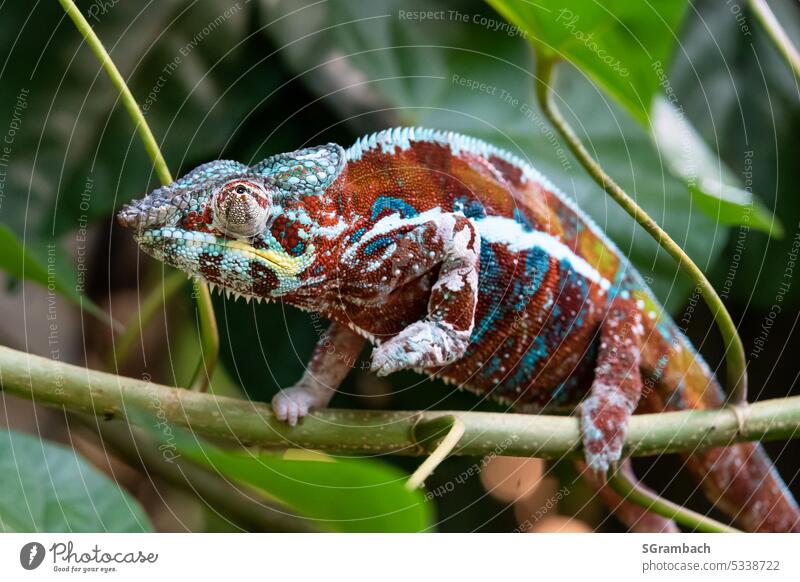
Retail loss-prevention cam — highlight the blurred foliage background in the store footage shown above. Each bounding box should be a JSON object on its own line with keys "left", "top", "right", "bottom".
{"left": 1, "top": 0, "right": 799, "bottom": 532}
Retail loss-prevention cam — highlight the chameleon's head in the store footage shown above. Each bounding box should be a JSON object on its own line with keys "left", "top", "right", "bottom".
{"left": 117, "top": 144, "right": 345, "bottom": 299}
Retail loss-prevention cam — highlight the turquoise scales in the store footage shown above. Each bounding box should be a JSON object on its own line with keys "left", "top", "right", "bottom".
{"left": 119, "top": 127, "right": 800, "bottom": 532}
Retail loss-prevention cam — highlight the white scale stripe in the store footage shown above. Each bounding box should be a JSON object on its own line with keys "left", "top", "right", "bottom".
{"left": 473, "top": 215, "right": 611, "bottom": 290}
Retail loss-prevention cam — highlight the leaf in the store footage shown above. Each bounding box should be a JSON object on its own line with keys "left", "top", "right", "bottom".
{"left": 183, "top": 445, "right": 433, "bottom": 532}
{"left": 0, "top": 429, "right": 152, "bottom": 532}
{"left": 487, "top": 0, "right": 688, "bottom": 125}
{"left": 650, "top": 98, "right": 781, "bottom": 237}
{"left": 0, "top": 225, "right": 110, "bottom": 323}
{"left": 0, "top": 226, "right": 54, "bottom": 290}
{"left": 133, "top": 413, "right": 432, "bottom": 532}
{"left": 487, "top": 1, "right": 770, "bottom": 234}
{"left": 667, "top": 0, "right": 800, "bottom": 307}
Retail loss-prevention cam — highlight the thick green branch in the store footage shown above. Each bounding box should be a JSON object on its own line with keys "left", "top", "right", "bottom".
{"left": 2, "top": 346, "right": 799, "bottom": 459}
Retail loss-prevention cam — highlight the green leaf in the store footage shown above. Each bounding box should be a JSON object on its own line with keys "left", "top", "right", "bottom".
{"left": 0, "top": 225, "right": 110, "bottom": 324}
{"left": 487, "top": 0, "right": 688, "bottom": 125}
{"left": 650, "top": 98, "right": 781, "bottom": 237}
{"left": 666, "top": 0, "right": 800, "bottom": 307}
{"left": 0, "top": 226, "right": 53, "bottom": 289}
{"left": 182, "top": 445, "right": 433, "bottom": 532}
{"left": 488, "top": 1, "right": 779, "bottom": 238}
{"left": 0, "top": 429, "right": 152, "bottom": 532}
{"left": 134, "top": 414, "right": 433, "bottom": 532}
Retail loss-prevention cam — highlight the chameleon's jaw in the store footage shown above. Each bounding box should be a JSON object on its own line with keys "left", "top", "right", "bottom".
{"left": 133, "top": 226, "right": 315, "bottom": 299}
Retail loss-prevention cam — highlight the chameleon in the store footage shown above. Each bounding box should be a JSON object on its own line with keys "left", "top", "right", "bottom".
{"left": 118, "top": 127, "right": 800, "bottom": 532}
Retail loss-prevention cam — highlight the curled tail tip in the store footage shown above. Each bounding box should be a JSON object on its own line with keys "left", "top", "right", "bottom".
{"left": 638, "top": 308, "right": 799, "bottom": 532}
{"left": 689, "top": 441, "right": 800, "bottom": 532}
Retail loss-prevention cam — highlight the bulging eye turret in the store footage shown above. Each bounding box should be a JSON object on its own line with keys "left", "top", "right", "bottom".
{"left": 211, "top": 180, "right": 272, "bottom": 238}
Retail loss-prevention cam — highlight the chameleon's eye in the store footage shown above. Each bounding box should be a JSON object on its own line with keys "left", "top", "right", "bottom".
{"left": 211, "top": 180, "right": 272, "bottom": 239}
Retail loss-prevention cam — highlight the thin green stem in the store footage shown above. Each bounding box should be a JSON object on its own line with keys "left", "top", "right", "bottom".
{"left": 109, "top": 269, "right": 187, "bottom": 369}
{"left": 748, "top": 0, "right": 800, "bottom": 80}
{"left": 190, "top": 282, "right": 220, "bottom": 392}
{"left": 81, "top": 298, "right": 122, "bottom": 333}
{"left": 608, "top": 464, "right": 739, "bottom": 533}
{"left": 535, "top": 57, "right": 748, "bottom": 405}
{"left": 57, "top": 0, "right": 171, "bottom": 185}
{"left": 406, "top": 416, "right": 465, "bottom": 490}
{"left": 58, "top": 0, "right": 219, "bottom": 391}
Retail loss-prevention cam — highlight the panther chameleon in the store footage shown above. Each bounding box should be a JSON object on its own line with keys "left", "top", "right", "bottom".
{"left": 118, "top": 127, "right": 800, "bottom": 532}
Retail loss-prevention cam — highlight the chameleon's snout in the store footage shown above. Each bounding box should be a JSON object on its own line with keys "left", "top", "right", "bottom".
{"left": 116, "top": 203, "right": 143, "bottom": 230}
{"left": 115, "top": 202, "right": 164, "bottom": 232}
{"left": 116, "top": 192, "right": 189, "bottom": 233}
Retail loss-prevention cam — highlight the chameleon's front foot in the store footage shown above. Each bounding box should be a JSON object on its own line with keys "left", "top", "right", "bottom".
{"left": 370, "top": 320, "right": 470, "bottom": 376}
{"left": 271, "top": 322, "right": 366, "bottom": 426}
{"left": 271, "top": 384, "right": 332, "bottom": 426}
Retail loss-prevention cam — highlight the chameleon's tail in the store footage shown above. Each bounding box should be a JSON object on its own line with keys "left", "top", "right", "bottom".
{"left": 639, "top": 310, "right": 800, "bottom": 532}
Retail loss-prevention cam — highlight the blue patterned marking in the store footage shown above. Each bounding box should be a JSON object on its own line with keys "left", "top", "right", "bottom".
{"left": 470, "top": 244, "right": 502, "bottom": 345}
{"left": 557, "top": 258, "right": 590, "bottom": 330}
{"left": 371, "top": 196, "right": 418, "bottom": 220}
{"left": 526, "top": 248, "right": 549, "bottom": 298}
{"left": 363, "top": 236, "right": 394, "bottom": 255}
{"left": 513, "top": 208, "right": 534, "bottom": 231}
{"left": 508, "top": 247, "right": 550, "bottom": 315}
{"left": 497, "top": 335, "right": 549, "bottom": 393}
{"left": 453, "top": 196, "right": 486, "bottom": 219}
{"left": 351, "top": 226, "right": 367, "bottom": 242}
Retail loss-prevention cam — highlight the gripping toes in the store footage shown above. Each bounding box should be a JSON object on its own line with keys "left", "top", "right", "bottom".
{"left": 272, "top": 385, "right": 329, "bottom": 426}
{"left": 581, "top": 394, "right": 628, "bottom": 473}
{"left": 371, "top": 320, "right": 470, "bottom": 376}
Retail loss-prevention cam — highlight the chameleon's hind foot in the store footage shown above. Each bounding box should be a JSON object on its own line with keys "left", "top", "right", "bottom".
{"left": 580, "top": 296, "right": 644, "bottom": 474}
{"left": 370, "top": 320, "right": 469, "bottom": 376}
{"left": 580, "top": 396, "right": 626, "bottom": 474}
{"left": 272, "top": 385, "right": 330, "bottom": 426}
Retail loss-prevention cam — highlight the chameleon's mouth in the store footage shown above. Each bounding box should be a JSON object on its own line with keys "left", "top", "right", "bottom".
{"left": 133, "top": 226, "right": 315, "bottom": 299}
{"left": 138, "top": 227, "right": 314, "bottom": 276}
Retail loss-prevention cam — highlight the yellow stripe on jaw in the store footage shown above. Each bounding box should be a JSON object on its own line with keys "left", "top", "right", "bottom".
{"left": 226, "top": 240, "right": 315, "bottom": 277}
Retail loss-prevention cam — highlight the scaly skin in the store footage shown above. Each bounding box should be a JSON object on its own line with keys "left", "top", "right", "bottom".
{"left": 119, "top": 127, "right": 800, "bottom": 532}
